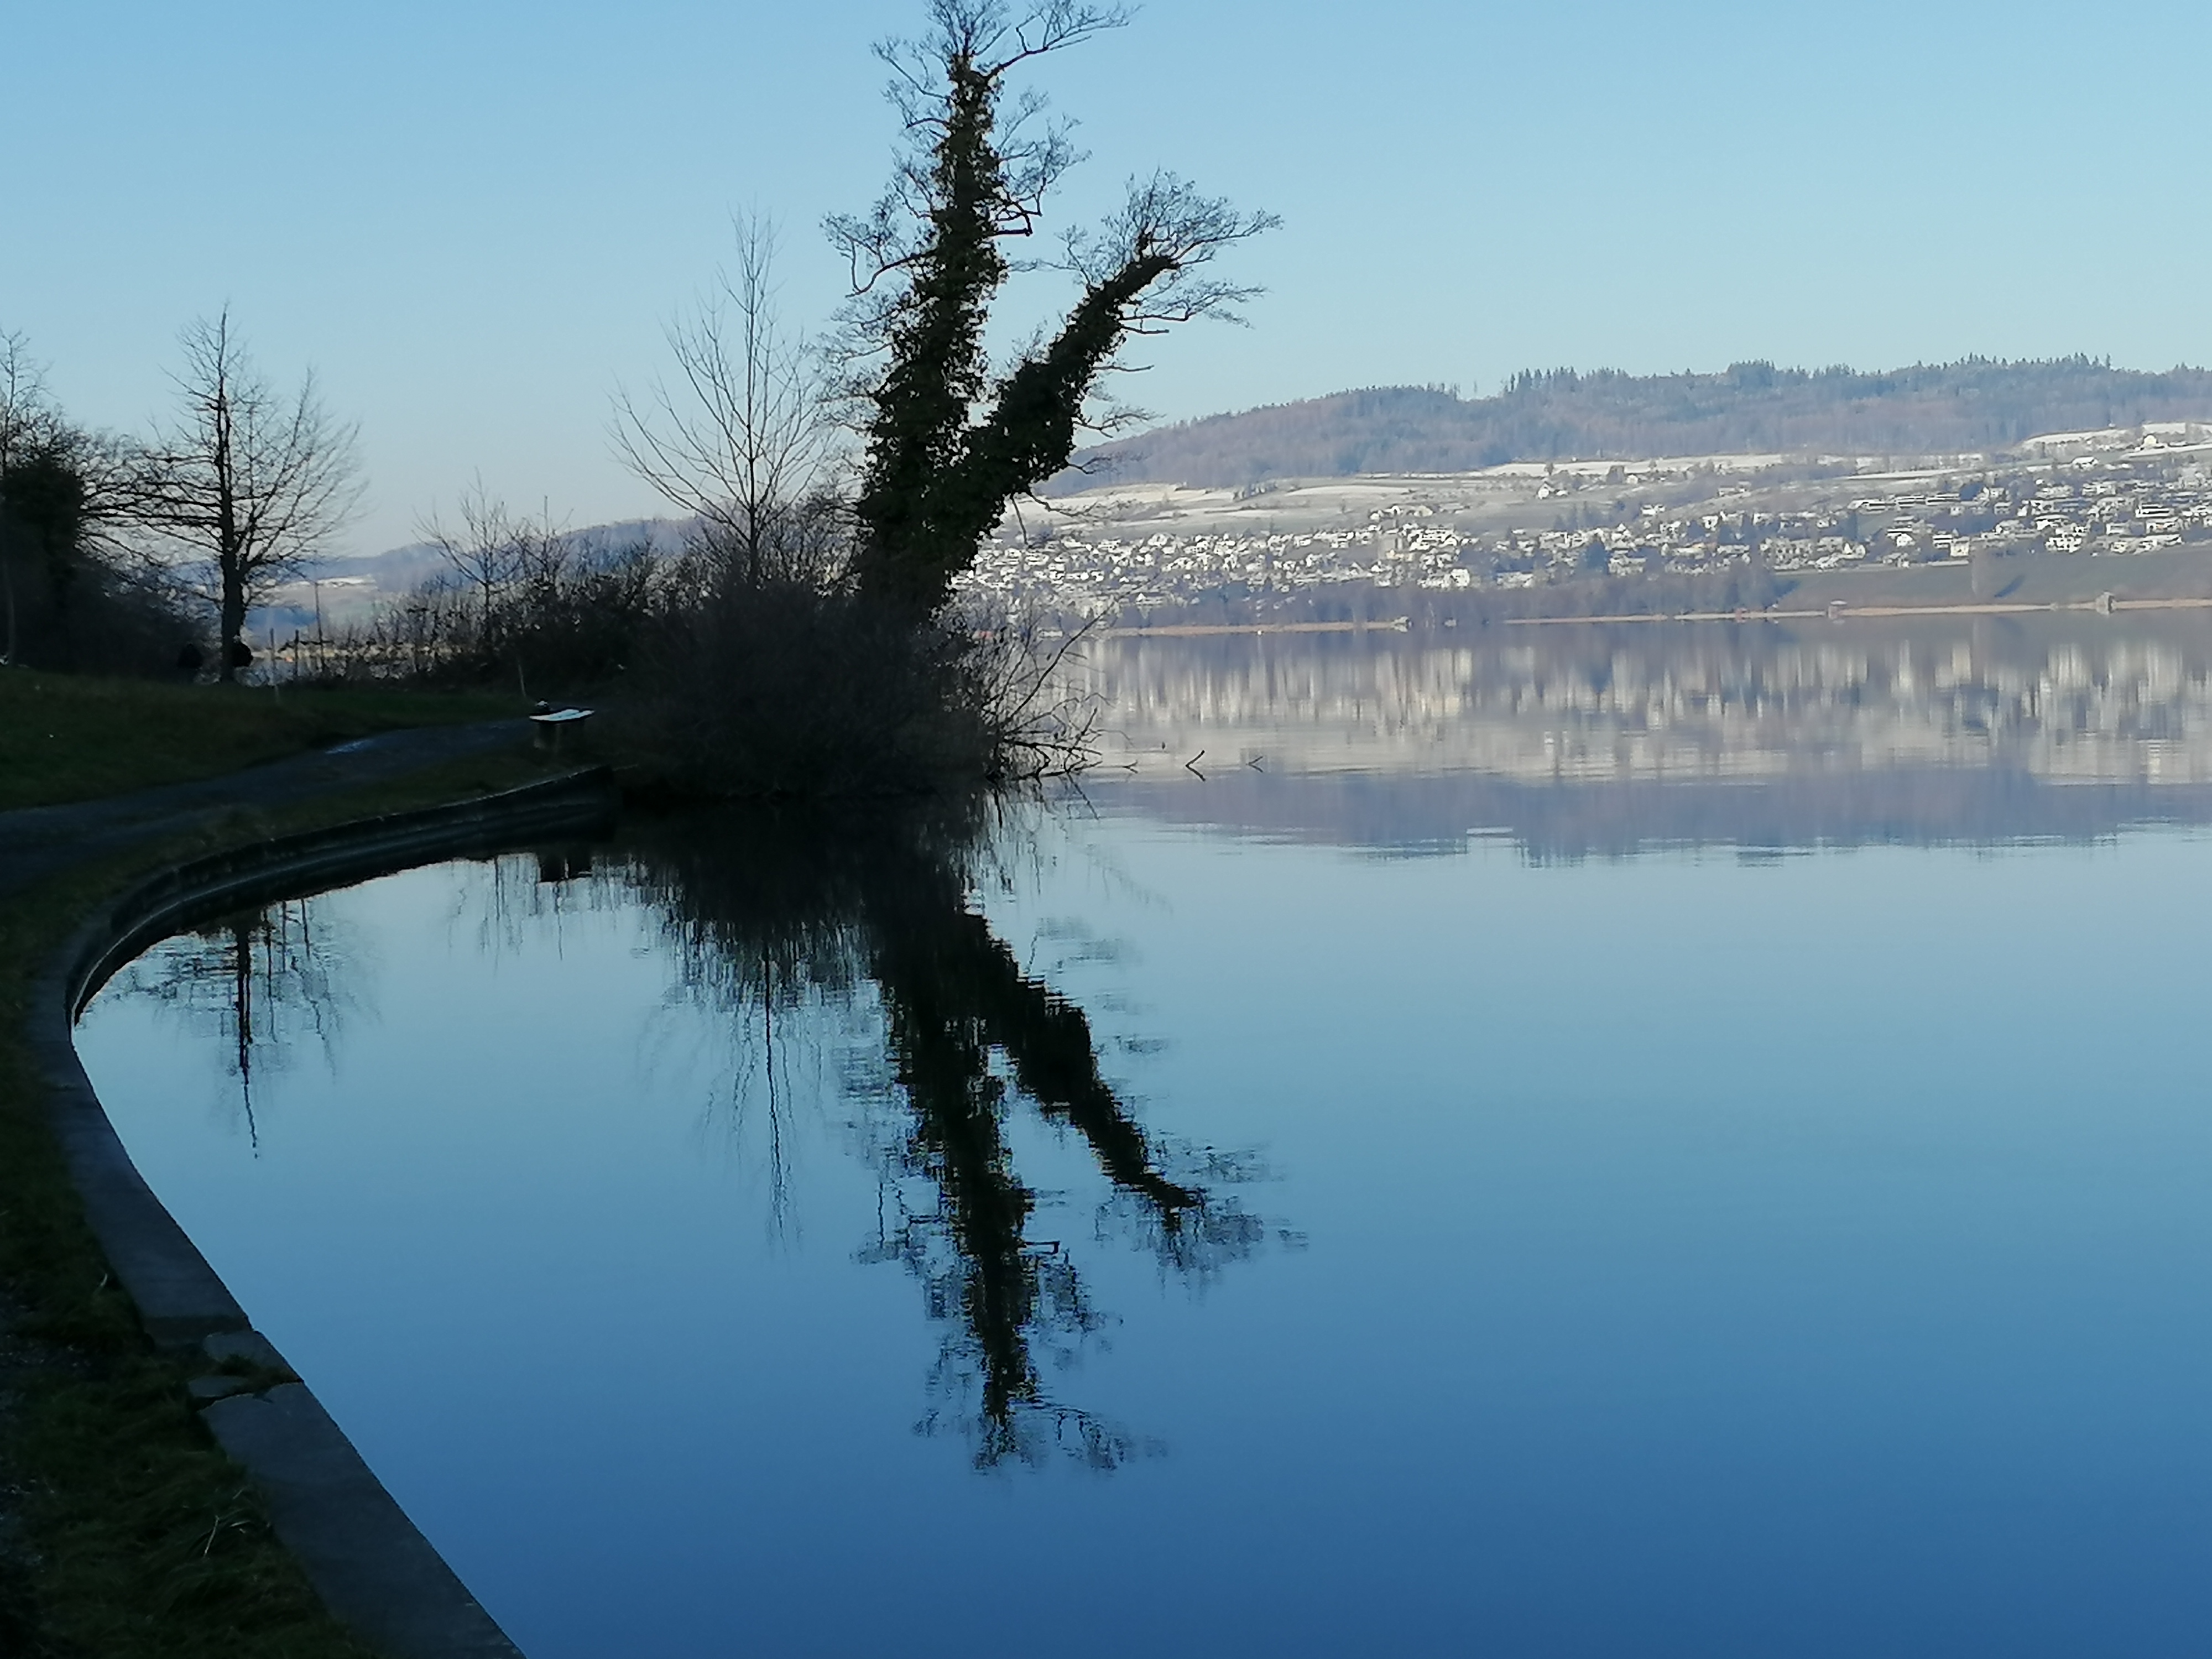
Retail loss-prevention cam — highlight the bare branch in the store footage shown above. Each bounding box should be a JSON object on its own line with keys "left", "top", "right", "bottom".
{"left": 1063, "top": 173, "right": 1279, "bottom": 335}
{"left": 419, "top": 477, "right": 531, "bottom": 641}
{"left": 827, "top": 1, "right": 1118, "bottom": 298}
{"left": 0, "top": 330, "right": 53, "bottom": 479}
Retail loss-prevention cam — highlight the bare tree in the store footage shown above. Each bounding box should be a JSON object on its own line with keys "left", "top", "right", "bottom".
{"left": 613, "top": 212, "right": 837, "bottom": 588}
{"left": 0, "top": 330, "right": 50, "bottom": 479}
{"left": 138, "top": 310, "right": 364, "bottom": 679}
{"left": 420, "top": 477, "right": 530, "bottom": 642}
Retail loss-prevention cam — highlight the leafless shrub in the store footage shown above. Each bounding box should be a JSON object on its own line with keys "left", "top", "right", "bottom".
{"left": 624, "top": 577, "right": 988, "bottom": 797}
{"left": 954, "top": 601, "right": 1101, "bottom": 778}
{"left": 298, "top": 515, "right": 672, "bottom": 696}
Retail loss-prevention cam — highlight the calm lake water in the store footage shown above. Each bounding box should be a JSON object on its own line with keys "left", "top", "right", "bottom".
{"left": 77, "top": 622, "right": 2212, "bottom": 1656}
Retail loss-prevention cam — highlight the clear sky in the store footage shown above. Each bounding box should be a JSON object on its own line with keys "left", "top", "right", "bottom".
{"left": 7, "top": 0, "right": 2208, "bottom": 556}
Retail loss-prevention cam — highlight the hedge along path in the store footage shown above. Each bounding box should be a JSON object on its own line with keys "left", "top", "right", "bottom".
{"left": 0, "top": 724, "right": 606, "bottom": 1658}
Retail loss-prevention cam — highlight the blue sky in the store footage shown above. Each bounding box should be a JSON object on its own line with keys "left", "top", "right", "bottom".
{"left": 6, "top": 0, "right": 2208, "bottom": 555}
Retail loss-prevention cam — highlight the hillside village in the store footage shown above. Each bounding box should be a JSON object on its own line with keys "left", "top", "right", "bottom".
{"left": 961, "top": 423, "right": 2212, "bottom": 622}
{"left": 300, "top": 422, "right": 2212, "bottom": 637}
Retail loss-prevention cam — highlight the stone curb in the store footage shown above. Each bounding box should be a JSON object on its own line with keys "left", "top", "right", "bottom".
{"left": 25, "top": 767, "right": 620, "bottom": 1659}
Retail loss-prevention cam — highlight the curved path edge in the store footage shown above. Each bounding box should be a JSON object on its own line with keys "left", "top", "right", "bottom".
{"left": 25, "top": 767, "right": 622, "bottom": 1659}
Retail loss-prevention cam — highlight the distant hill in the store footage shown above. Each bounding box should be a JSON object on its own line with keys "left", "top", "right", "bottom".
{"left": 1061, "top": 358, "right": 2212, "bottom": 489}
{"left": 325, "top": 517, "right": 691, "bottom": 592}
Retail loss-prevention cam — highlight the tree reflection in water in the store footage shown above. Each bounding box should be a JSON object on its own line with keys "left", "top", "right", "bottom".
{"left": 627, "top": 799, "right": 1268, "bottom": 1468}
{"left": 111, "top": 899, "right": 355, "bottom": 1149}
{"left": 119, "top": 802, "right": 1269, "bottom": 1469}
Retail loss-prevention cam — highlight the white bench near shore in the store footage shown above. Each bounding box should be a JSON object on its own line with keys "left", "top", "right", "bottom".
{"left": 528, "top": 707, "right": 594, "bottom": 752}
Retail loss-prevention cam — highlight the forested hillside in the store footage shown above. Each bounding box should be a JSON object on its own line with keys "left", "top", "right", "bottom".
{"left": 1062, "top": 358, "right": 2212, "bottom": 488}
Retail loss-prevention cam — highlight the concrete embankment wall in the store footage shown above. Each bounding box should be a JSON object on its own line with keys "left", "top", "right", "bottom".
{"left": 27, "top": 768, "right": 620, "bottom": 1659}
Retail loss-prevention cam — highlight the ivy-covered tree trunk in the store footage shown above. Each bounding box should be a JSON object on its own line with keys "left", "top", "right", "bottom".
{"left": 837, "top": 1, "right": 1271, "bottom": 618}
{"left": 849, "top": 51, "right": 1010, "bottom": 613}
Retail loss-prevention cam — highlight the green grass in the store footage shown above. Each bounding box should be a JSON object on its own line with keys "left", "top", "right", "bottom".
{"left": 0, "top": 670, "right": 520, "bottom": 812}
{"left": 0, "top": 752, "right": 560, "bottom": 1656}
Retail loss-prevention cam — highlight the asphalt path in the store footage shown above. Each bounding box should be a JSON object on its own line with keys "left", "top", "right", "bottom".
{"left": 0, "top": 719, "right": 531, "bottom": 901}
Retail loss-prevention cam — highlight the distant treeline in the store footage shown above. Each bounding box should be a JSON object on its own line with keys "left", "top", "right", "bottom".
{"left": 1063, "top": 358, "right": 2212, "bottom": 488}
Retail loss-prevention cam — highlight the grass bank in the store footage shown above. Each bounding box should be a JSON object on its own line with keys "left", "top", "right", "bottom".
{"left": 0, "top": 670, "right": 520, "bottom": 812}
{"left": 0, "top": 696, "right": 565, "bottom": 1656}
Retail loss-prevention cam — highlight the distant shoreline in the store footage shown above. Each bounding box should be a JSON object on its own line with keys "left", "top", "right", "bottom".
{"left": 1099, "top": 619, "right": 1411, "bottom": 637}
{"left": 1503, "top": 596, "right": 2212, "bottom": 626}
{"left": 1097, "top": 596, "right": 2212, "bottom": 637}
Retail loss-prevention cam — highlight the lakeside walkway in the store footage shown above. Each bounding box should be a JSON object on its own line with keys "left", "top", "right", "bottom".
{"left": 0, "top": 720, "right": 528, "bottom": 902}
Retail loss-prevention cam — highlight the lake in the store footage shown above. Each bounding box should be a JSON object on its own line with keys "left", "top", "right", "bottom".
{"left": 76, "top": 619, "right": 2212, "bottom": 1657}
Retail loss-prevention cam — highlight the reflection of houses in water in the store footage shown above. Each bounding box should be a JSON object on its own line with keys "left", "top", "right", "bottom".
{"left": 1078, "top": 623, "right": 2212, "bottom": 787}
{"left": 1076, "top": 622, "right": 2212, "bottom": 852}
